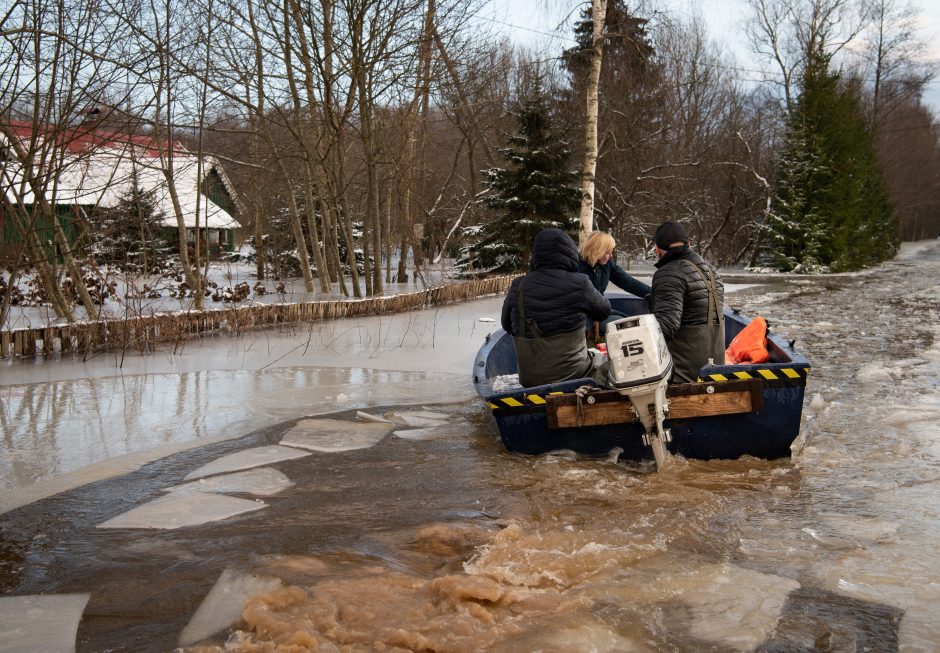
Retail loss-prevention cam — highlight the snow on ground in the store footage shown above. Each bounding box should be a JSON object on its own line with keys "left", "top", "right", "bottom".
{"left": 0, "top": 259, "right": 472, "bottom": 330}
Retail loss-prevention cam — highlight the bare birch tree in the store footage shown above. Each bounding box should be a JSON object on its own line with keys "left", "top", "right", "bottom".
{"left": 746, "top": 0, "right": 865, "bottom": 113}
{"left": 578, "top": 0, "right": 607, "bottom": 243}
{"left": 859, "top": 0, "right": 935, "bottom": 129}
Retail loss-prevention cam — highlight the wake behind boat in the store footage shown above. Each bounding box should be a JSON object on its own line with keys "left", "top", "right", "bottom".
{"left": 473, "top": 293, "right": 810, "bottom": 464}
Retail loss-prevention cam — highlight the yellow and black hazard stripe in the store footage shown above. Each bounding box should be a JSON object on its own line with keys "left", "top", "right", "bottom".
{"left": 487, "top": 367, "right": 809, "bottom": 413}
{"left": 699, "top": 366, "right": 809, "bottom": 386}
{"left": 486, "top": 391, "right": 566, "bottom": 412}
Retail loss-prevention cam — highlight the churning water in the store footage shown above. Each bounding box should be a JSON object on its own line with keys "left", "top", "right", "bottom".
{"left": 1, "top": 242, "right": 939, "bottom": 652}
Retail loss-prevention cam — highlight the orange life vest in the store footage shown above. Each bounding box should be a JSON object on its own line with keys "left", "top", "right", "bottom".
{"left": 725, "top": 316, "right": 769, "bottom": 364}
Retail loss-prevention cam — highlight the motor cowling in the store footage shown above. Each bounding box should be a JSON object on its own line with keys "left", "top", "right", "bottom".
{"left": 605, "top": 314, "right": 673, "bottom": 389}
{"left": 604, "top": 314, "right": 674, "bottom": 469}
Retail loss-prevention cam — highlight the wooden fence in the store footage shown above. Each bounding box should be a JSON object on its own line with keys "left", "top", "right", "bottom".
{"left": 0, "top": 275, "right": 514, "bottom": 360}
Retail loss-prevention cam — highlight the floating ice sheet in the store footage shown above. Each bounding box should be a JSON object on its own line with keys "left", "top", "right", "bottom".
{"left": 393, "top": 427, "right": 446, "bottom": 441}
{"left": 183, "top": 445, "right": 311, "bottom": 481}
{"left": 396, "top": 410, "right": 451, "bottom": 421}
{"left": 178, "top": 568, "right": 282, "bottom": 646}
{"left": 666, "top": 563, "right": 800, "bottom": 651}
{"left": 280, "top": 418, "right": 392, "bottom": 452}
{"left": 97, "top": 493, "right": 266, "bottom": 530}
{"left": 0, "top": 593, "right": 90, "bottom": 653}
{"left": 356, "top": 411, "right": 391, "bottom": 423}
{"left": 611, "top": 560, "right": 800, "bottom": 652}
{"left": 393, "top": 421, "right": 463, "bottom": 441}
{"left": 386, "top": 411, "right": 450, "bottom": 428}
{"left": 165, "top": 467, "right": 294, "bottom": 497}
{"left": 391, "top": 415, "right": 445, "bottom": 428}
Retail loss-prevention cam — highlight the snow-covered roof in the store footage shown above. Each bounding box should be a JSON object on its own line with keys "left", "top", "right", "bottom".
{"left": 1, "top": 123, "right": 239, "bottom": 230}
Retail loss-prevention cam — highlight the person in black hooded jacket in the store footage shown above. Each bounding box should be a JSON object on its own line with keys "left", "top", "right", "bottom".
{"left": 501, "top": 228, "right": 611, "bottom": 387}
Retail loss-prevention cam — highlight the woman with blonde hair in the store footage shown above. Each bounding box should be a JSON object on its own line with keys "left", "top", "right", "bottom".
{"left": 578, "top": 230, "right": 650, "bottom": 337}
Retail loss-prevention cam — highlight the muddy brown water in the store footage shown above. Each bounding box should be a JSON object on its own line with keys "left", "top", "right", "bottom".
{"left": 1, "top": 242, "right": 939, "bottom": 652}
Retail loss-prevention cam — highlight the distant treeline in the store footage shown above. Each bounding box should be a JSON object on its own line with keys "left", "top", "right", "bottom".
{"left": 2, "top": 0, "right": 938, "bottom": 327}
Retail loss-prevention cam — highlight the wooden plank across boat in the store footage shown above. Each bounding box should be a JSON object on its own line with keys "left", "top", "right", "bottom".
{"left": 545, "top": 378, "right": 763, "bottom": 429}
{"left": 473, "top": 294, "right": 810, "bottom": 463}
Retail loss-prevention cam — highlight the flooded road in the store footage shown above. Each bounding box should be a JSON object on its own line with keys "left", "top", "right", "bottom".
{"left": 1, "top": 242, "right": 939, "bottom": 652}
{"left": 0, "top": 300, "right": 501, "bottom": 510}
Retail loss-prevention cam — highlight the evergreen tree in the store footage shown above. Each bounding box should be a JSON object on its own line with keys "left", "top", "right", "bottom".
{"left": 768, "top": 46, "right": 897, "bottom": 272}
{"left": 265, "top": 187, "right": 367, "bottom": 279}
{"left": 765, "top": 121, "right": 830, "bottom": 271}
{"left": 458, "top": 87, "right": 580, "bottom": 274}
{"left": 562, "top": 0, "right": 655, "bottom": 101}
{"left": 95, "top": 170, "right": 170, "bottom": 272}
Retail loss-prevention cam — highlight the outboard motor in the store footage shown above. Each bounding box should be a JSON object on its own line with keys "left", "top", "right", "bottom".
{"left": 605, "top": 315, "right": 673, "bottom": 468}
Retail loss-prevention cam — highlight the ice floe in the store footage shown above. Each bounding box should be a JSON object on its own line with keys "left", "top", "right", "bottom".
{"left": 666, "top": 563, "right": 800, "bottom": 651}
{"left": 0, "top": 593, "right": 89, "bottom": 653}
{"left": 393, "top": 426, "right": 449, "bottom": 441}
{"left": 399, "top": 410, "right": 451, "bottom": 421}
{"left": 385, "top": 410, "right": 456, "bottom": 438}
{"left": 609, "top": 560, "right": 800, "bottom": 652}
{"left": 178, "top": 568, "right": 282, "bottom": 646}
{"left": 183, "top": 445, "right": 310, "bottom": 481}
{"left": 386, "top": 411, "right": 450, "bottom": 428}
{"left": 97, "top": 493, "right": 266, "bottom": 530}
{"left": 165, "top": 467, "right": 294, "bottom": 497}
{"left": 355, "top": 411, "right": 392, "bottom": 423}
{"left": 280, "top": 418, "right": 392, "bottom": 452}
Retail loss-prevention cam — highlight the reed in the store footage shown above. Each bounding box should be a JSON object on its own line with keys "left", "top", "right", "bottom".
{"left": 0, "top": 275, "right": 516, "bottom": 360}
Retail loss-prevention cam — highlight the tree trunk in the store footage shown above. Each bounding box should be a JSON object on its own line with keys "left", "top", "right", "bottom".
{"left": 254, "top": 206, "right": 265, "bottom": 280}
{"left": 164, "top": 174, "right": 204, "bottom": 309}
{"left": 579, "top": 0, "right": 607, "bottom": 243}
{"left": 26, "top": 227, "right": 75, "bottom": 320}
{"left": 302, "top": 171, "right": 329, "bottom": 290}
{"left": 49, "top": 210, "right": 98, "bottom": 316}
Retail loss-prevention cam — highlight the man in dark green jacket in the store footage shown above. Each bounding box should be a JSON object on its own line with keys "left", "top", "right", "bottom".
{"left": 650, "top": 221, "right": 725, "bottom": 383}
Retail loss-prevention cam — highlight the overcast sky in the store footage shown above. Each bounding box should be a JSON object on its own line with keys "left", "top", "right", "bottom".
{"left": 477, "top": 0, "right": 940, "bottom": 117}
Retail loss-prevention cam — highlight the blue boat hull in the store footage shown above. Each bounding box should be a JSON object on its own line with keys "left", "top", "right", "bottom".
{"left": 473, "top": 294, "right": 810, "bottom": 462}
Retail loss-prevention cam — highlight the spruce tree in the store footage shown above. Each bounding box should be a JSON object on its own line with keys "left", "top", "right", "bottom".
{"left": 766, "top": 121, "right": 831, "bottom": 271}
{"left": 96, "top": 170, "right": 170, "bottom": 272}
{"left": 458, "top": 86, "right": 580, "bottom": 274}
{"left": 768, "top": 46, "right": 897, "bottom": 272}
{"left": 562, "top": 0, "right": 655, "bottom": 97}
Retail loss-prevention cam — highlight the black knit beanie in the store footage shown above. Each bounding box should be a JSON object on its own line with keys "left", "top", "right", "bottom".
{"left": 654, "top": 221, "right": 689, "bottom": 249}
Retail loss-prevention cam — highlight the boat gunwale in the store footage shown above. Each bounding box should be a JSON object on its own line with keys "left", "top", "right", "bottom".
{"left": 475, "top": 297, "right": 810, "bottom": 403}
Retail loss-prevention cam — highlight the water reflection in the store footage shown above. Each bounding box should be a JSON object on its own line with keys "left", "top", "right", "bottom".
{"left": 0, "top": 367, "right": 473, "bottom": 499}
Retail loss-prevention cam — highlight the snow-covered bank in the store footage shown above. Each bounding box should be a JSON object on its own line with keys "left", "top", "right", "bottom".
{"left": 0, "top": 260, "right": 465, "bottom": 330}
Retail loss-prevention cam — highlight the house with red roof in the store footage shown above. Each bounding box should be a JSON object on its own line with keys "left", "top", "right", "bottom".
{"left": 1, "top": 120, "right": 242, "bottom": 263}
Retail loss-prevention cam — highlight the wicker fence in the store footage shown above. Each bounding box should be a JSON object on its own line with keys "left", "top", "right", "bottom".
{"left": 0, "top": 275, "right": 514, "bottom": 360}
